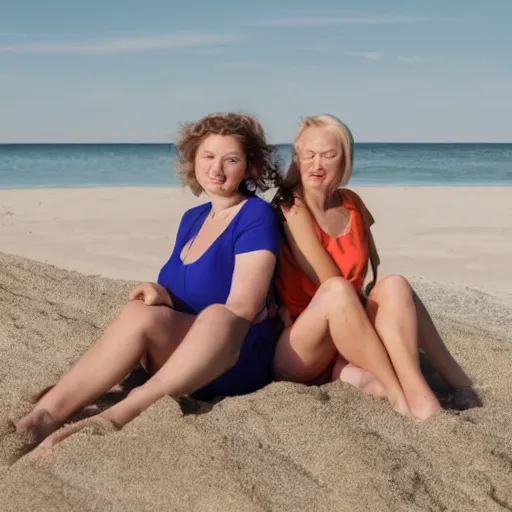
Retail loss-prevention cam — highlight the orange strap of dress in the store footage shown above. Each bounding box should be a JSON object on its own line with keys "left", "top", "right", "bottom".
{"left": 276, "top": 188, "right": 375, "bottom": 320}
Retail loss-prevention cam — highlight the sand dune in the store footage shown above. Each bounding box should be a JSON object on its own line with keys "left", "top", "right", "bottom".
{"left": 1, "top": 252, "right": 511, "bottom": 511}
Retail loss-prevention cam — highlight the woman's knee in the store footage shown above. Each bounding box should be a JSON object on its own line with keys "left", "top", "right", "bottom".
{"left": 121, "top": 299, "right": 159, "bottom": 320}
{"left": 119, "top": 300, "right": 174, "bottom": 337}
{"left": 316, "top": 277, "right": 358, "bottom": 307}
{"left": 373, "top": 274, "right": 412, "bottom": 298}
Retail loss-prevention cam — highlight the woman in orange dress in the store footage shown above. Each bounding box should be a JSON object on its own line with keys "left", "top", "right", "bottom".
{"left": 273, "top": 114, "right": 479, "bottom": 420}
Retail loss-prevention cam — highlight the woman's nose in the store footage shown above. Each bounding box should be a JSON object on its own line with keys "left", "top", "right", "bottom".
{"left": 312, "top": 155, "right": 324, "bottom": 170}
{"left": 209, "top": 158, "right": 222, "bottom": 173}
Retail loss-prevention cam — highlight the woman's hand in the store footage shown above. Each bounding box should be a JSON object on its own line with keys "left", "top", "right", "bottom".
{"left": 37, "top": 415, "right": 118, "bottom": 452}
{"left": 129, "top": 282, "right": 173, "bottom": 307}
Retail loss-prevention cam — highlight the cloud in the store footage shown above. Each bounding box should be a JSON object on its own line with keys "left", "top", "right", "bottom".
{"left": 0, "top": 33, "right": 238, "bottom": 55}
{"left": 0, "top": 32, "right": 26, "bottom": 37}
{"left": 398, "top": 55, "right": 421, "bottom": 65}
{"left": 300, "top": 45, "right": 335, "bottom": 53}
{"left": 217, "top": 60, "right": 259, "bottom": 70}
{"left": 347, "top": 51, "right": 382, "bottom": 60}
{"left": 362, "top": 76, "right": 438, "bottom": 94}
{"left": 300, "top": 47, "right": 384, "bottom": 60}
{"left": 295, "top": 46, "right": 425, "bottom": 64}
{"left": 250, "top": 15, "right": 429, "bottom": 28}
{"left": 188, "top": 47, "right": 227, "bottom": 56}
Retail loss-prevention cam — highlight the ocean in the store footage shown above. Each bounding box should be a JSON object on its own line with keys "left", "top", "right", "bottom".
{"left": 0, "top": 143, "right": 511, "bottom": 189}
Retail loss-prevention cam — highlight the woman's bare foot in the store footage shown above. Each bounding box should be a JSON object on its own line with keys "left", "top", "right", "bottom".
{"left": 16, "top": 408, "right": 62, "bottom": 447}
{"left": 37, "top": 415, "right": 118, "bottom": 452}
{"left": 388, "top": 392, "right": 412, "bottom": 417}
{"left": 407, "top": 390, "right": 442, "bottom": 421}
{"left": 334, "top": 361, "right": 411, "bottom": 417}
{"left": 335, "top": 363, "right": 387, "bottom": 399}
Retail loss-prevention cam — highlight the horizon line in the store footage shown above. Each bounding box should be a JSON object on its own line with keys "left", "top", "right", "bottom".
{"left": 1, "top": 141, "right": 511, "bottom": 145}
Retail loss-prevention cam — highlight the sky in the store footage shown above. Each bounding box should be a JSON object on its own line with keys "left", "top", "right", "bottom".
{"left": 0, "top": 0, "right": 511, "bottom": 143}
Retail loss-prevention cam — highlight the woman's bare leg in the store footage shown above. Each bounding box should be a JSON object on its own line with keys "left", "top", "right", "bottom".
{"left": 36, "top": 304, "right": 252, "bottom": 449}
{"left": 366, "top": 275, "right": 441, "bottom": 420}
{"left": 411, "top": 289, "right": 472, "bottom": 389}
{"left": 273, "top": 277, "right": 411, "bottom": 417}
{"left": 411, "top": 288, "right": 481, "bottom": 409}
{"left": 16, "top": 300, "right": 194, "bottom": 442}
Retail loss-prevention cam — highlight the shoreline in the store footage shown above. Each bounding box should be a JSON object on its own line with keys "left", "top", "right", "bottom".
{"left": 2, "top": 141, "right": 511, "bottom": 145}
{"left": 1, "top": 183, "right": 512, "bottom": 191}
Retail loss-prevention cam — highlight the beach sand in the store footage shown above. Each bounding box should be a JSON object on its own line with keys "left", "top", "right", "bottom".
{"left": 1, "top": 187, "right": 511, "bottom": 511}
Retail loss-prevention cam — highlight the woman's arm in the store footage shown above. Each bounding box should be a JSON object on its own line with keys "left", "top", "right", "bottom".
{"left": 102, "top": 250, "right": 277, "bottom": 428}
{"left": 281, "top": 201, "right": 341, "bottom": 286}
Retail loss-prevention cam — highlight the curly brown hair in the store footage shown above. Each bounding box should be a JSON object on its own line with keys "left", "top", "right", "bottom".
{"left": 175, "top": 112, "right": 282, "bottom": 197}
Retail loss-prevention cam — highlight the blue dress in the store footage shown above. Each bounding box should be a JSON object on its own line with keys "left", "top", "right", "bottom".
{"left": 157, "top": 196, "right": 281, "bottom": 401}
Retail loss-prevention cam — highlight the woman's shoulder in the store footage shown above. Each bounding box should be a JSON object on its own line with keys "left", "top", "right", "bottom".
{"left": 245, "top": 195, "right": 274, "bottom": 209}
{"left": 339, "top": 188, "right": 375, "bottom": 227}
{"left": 232, "top": 197, "right": 281, "bottom": 255}
{"left": 235, "top": 197, "right": 280, "bottom": 237}
{"left": 176, "top": 202, "right": 211, "bottom": 237}
{"left": 240, "top": 196, "right": 279, "bottom": 222}
{"left": 181, "top": 201, "right": 210, "bottom": 221}
{"left": 339, "top": 187, "right": 363, "bottom": 204}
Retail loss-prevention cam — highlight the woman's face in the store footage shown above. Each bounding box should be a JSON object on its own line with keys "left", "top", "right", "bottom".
{"left": 296, "top": 127, "right": 343, "bottom": 193}
{"left": 194, "top": 134, "right": 248, "bottom": 197}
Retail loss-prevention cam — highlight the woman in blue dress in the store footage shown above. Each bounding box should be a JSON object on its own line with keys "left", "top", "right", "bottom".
{"left": 16, "top": 112, "right": 283, "bottom": 449}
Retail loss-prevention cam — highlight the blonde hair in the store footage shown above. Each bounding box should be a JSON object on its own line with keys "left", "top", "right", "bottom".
{"left": 294, "top": 114, "right": 354, "bottom": 186}
{"left": 274, "top": 114, "right": 355, "bottom": 208}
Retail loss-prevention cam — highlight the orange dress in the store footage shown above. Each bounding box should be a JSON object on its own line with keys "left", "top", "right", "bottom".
{"left": 276, "top": 188, "right": 373, "bottom": 319}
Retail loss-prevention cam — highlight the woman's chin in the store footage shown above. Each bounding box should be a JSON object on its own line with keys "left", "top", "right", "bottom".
{"left": 204, "top": 184, "right": 235, "bottom": 197}
{"left": 304, "top": 179, "right": 329, "bottom": 191}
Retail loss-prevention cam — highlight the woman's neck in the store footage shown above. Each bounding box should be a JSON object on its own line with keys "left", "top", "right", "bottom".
{"left": 302, "top": 187, "right": 339, "bottom": 213}
{"left": 208, "top": 193, "right": 246, "bottom": 217}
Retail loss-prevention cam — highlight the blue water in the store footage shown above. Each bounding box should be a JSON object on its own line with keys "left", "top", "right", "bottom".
{"left": 0, "top": 143, "right": 511, "bottom": 189}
